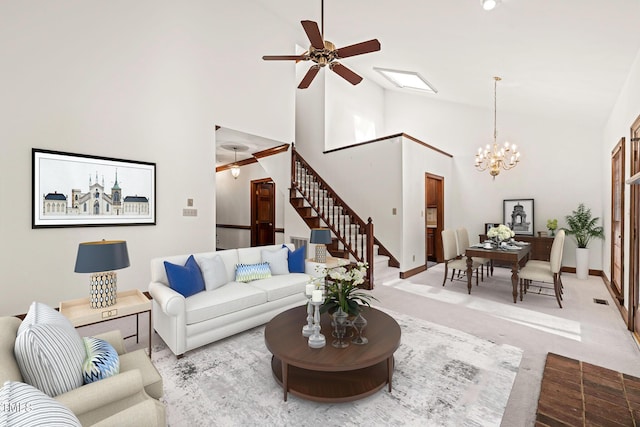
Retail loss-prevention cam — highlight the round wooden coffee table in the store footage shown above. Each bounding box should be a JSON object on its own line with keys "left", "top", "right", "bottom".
{"left": 264, "top": 305, "right": 401, "bottom": 402}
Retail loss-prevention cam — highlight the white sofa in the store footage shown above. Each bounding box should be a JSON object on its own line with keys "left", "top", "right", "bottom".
{"left": 149, "top": 244, "right": 310, "bottom": 358}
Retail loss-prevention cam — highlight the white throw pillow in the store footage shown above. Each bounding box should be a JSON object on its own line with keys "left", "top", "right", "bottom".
{"left": 261, "top": 247, "right": 290, "bottom": 275}
{"left": 14, "top": 302, "right": 86, "bottom": 397}
{"left": 0, "top": 381, "right": 81, "bottom": 426}
{"left": 197, "top": 254, "right": 228, "bottom": 291}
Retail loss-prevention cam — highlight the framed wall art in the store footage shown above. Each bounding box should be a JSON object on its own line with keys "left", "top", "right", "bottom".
{"left": 32, "top": 149, "right": 156, "bottom": 228}
{"left": 503, "top": 199, "right": 534, "bottom": 235}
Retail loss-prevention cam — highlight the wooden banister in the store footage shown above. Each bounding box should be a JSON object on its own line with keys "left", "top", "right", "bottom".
{"left": 291, "top": 147, "right": 377, "bottom": 288}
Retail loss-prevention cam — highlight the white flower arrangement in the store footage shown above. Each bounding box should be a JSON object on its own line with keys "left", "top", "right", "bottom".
{"left": 487, "top": 224, "right": 515, "bottom": 241}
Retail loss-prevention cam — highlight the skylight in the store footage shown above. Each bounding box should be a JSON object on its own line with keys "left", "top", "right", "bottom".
{"left": 374, "top": 67, "right": 437, "bottom": 94}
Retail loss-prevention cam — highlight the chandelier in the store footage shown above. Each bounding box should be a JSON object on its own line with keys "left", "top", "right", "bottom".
{"left": 474, "top": 76, "right": 520, "bottom": 179}
{"left": 230, "top": 147, "right": 240, "bottom": 179}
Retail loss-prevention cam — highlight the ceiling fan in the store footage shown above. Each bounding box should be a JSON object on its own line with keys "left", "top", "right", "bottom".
{"left": 262, "top": 0, "right": 381, "bottom": 89}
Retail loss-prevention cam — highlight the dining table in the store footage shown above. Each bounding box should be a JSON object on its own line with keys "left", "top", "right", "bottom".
{"left": 465, "top": 243, "right": 531, "bottom": 303}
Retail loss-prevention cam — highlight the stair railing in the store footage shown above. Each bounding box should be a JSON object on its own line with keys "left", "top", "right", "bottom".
{"left": 291, "top": 147, "right": 374, "bottom": 287}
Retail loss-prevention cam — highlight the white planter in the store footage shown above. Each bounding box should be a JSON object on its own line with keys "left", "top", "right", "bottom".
{"left": 575, "top": 247, "right": 590, "bottom": 280}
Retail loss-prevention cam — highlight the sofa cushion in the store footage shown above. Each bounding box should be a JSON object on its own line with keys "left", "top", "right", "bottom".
{"left": 0, "top": 381, "right": 81, "bottom": 426}
{"left": 235, "top": 262, "right": 271, "bottom": 282}
{"left": 184, "top": 283, "right": 267, "bottom": 325}
{"left": 82, "top": 337, "right": 120, "bottom": 384}
{"left": 196, "top": 254, "right": 228, "bottom": 291}
{"left": 164, "top": 255, "right": 205, "bottom": 298}
{"left": 284, "top": 245, "right": 306, "bottom": 273}
{"left": 246, "top": 273, "right": 309, "bottom": 302}
{"left": 14, "top": 323, "right": 87, "bottom": 397}
{"left": 261, "top": 247, "right": 289, "bottom": 275}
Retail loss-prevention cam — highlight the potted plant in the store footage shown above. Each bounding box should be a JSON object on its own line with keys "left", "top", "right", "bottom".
{"left": 320, "top": 262, "right": 377, "bottom": 317}
{"left": 564, "top": 203, "right": 604, "bottom": 280}
{"left": 546, "top": 219, "right": 558, "bottom": 237}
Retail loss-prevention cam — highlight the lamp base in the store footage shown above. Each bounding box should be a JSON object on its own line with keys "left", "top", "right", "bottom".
{"left": 314, "top": 245, "right": 327, "bottom": 263}
{"left": 89, "top": 271, "right": 118, "bottom": 309}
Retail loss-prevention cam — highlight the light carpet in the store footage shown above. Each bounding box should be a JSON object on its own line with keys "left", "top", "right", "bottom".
{"left": 152, "top": 309, "right": 523, "bottom": 427}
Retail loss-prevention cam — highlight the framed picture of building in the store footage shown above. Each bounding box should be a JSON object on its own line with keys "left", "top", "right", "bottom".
{"left": 503, "top": 199, "right": 534, "bottom": 235}
{"left": 32, "top": 149, "right": 156, "bottom": 228}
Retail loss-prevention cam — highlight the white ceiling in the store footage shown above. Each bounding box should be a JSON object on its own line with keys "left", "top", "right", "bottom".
{"left": 255, "top": 0, "right": 640, "bottom": 123}
{"left": 215, "top": 127, "right": 285, "bottom": 164}
{"left": 218, "top": 0, "right": 640, "bottom": 163}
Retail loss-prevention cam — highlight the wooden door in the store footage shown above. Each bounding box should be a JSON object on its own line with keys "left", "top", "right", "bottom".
{"left": 425, "top": 173, "right": 444, "bottom": 264}
{"left": 630, "top": 115, "right": 640, "bottom": 333}
{"left": 611, "top": 138, "right": 625, "bottom": 306}
{"left": 251, "top": 179, "right": 275, "bottom": 247}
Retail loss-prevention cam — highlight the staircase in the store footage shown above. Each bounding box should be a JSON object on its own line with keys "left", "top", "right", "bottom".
{"left": 290, "top": 147, "right": 397, "bottom": 288}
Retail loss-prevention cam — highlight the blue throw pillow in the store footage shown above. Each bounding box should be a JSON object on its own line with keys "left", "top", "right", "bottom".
{"left": 82, "top": 337, "right": 119, "bottom": 384}
{"left": 283, "top": 244, "right": 306, "bottom": 273}
{"left": 164, "top": 255, "right": 205, "bottom": 298}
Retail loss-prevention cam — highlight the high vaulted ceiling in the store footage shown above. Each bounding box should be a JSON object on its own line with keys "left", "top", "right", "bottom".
{"left": 255, "top": 0, "right": 640, "bottom": 125}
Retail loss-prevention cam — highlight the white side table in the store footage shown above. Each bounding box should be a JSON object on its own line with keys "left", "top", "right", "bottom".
{"left": 305, "top": 257, "right": 350, "bottom": 277}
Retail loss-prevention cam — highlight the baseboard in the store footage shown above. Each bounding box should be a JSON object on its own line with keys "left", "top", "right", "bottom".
{"left": 400, "top": 264, "right": 427, "bottom": 279}
{"left": 560, "top": 266, "right": 602, "bottom": 276}
{"left": 601, "top": 271, "right": 630, "bottom": 330}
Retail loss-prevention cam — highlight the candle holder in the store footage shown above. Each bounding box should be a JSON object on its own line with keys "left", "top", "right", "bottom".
{"left": 307, "top": 300, "right": 326, "bottom": 349}
{"left": 302, "top": 294, "right": 314, "bottom": 337}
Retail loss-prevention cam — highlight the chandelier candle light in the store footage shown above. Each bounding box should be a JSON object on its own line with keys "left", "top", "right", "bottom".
{"left": 475, "top": 76, "right": 520, "bottom": 179}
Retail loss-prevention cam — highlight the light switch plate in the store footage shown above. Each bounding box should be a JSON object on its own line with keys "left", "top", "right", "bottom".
{"left": 183, "top": 208, "right": 198, "bottom": 217}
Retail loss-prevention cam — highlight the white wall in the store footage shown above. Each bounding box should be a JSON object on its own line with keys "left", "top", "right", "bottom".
{"left": 603, "top": 48, "right": 640, "bottom": 313}
{"left": 384, "top": 91, "right": 604, "bottom": 270}
{"left": 0, "top": 0, "right": 297, "bottom": 315}
{"left": 325, "top": 71, "right": 385, "bottom": 150}
{"left": 401, "top": 137, "right": 454, "bottom": 271}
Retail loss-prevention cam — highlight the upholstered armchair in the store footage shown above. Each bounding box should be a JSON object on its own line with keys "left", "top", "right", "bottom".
{"left": 0, "top": 315, "right": 165, "bottom": 426}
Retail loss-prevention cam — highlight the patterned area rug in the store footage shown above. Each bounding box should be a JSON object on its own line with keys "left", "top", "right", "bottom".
{"left": 152, "top": 309, "right": 522, "bottom": 427}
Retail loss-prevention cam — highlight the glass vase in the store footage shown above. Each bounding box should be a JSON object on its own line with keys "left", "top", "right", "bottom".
{"left": 331, "top": 307, "right": 350, "bottom": 348}
{"left": 351, "top": 312, "right": 368, "bottom": 345}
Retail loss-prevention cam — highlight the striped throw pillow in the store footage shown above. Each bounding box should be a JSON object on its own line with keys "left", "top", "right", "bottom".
{"left": 0, "top": 381, "right": 81, "bottom": 427}
{"left": 14, "top": 323, "right": 86, "bottom": 397}
{"left": 235, "top": 262, "right": 272, "bottom": 282}
{"left": 82, "top": 337, "right": 120, "bottom": 384}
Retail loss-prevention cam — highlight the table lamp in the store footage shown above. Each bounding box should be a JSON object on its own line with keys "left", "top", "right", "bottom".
{"left": 310, "top": 228, "right": 332, "bottom": 263}
{"left": 74, "top": 240, "right": 130, "bottom": 309}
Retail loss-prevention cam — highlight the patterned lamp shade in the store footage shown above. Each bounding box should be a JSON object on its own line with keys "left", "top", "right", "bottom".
{"left": 74, "top": 240, "right": 130, "bottom": 309}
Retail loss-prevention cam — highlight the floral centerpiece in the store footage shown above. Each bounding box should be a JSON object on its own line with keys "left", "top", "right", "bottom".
{"left": 487, "top": 224, "right": 515, "bottom": 245}
{"left": 546, "top": 218, "right": 558, "bottom": 236}
{"left": 319, "top": 262, "right": 377, "bottom": 317}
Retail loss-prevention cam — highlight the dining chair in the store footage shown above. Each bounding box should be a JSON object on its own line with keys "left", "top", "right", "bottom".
{"left": 518, "top": 229, "right": 565, "bottom": 308}
{"left": 456, "top": 227, "right": 491, "bottom": 281}
{"left": 441, "top": 229, "right": 480, "bottom": 287}
{"left": 522, "top": 230, "right": 566, "bottom": 296}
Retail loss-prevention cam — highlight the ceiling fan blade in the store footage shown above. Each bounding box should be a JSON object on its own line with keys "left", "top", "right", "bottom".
{"left": 298, "top": 66, "right": 321, "bottom": 89}
{"left": 301, "top": 20, "right": 325, "bottom": 50}
{"left": 262, "top": 55, "right": 307, "bottom": 61}
{"left": 335, "top": 39, "right": 381, "bottom": 59}
{"left": 330, "top": 62, "right": 363, "bottom": 85}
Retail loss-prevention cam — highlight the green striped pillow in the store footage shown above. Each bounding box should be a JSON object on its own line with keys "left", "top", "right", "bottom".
{"left": 235, "top": 262, "right": 272, "bottom": 282}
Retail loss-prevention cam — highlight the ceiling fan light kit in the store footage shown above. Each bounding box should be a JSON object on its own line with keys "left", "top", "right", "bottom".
{"left": 262, "top": 1, "right": 381, "bottom": 89}
{"left": 482, "top": 0, "right": 498, "bottom": 11}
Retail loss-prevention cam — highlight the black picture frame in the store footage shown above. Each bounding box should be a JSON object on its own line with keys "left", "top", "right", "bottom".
{"left": 32, "top": 148, "right": 156, "bottom": 228}
{"left": 503, "top": 199, "right": 534, "bottom": 235}
{"left": 485, "top": 223, "right": 501, "bottom": 235}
